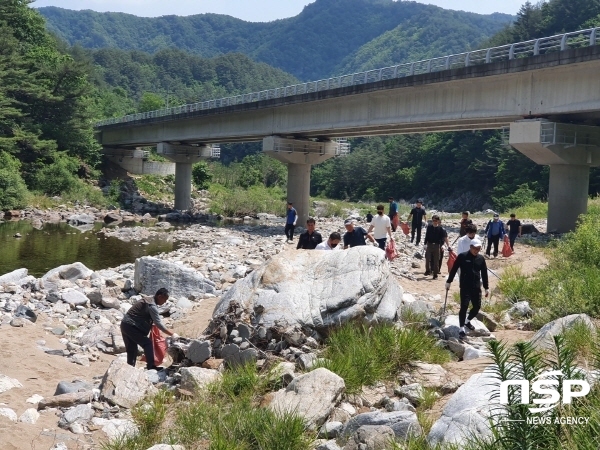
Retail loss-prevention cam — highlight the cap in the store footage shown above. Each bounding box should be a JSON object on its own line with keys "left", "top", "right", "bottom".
{"left": 287, "top": 201, "right": 293, "bottom": 205}
{"left": 470, "top": 238, "right": 482, "bottom": 248}
{"left": 344, "top": 219, "right": 354, "bottom": 226}
{"left": 493, "top": 213, "right": 499, "bottom": 218}
{"left": 416, "top": 199, "right": 423, "bottom": 203}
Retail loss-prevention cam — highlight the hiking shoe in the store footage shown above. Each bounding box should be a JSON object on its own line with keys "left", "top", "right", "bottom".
{"left": 424, "top": 272, "right": 431, "bottom": 276}
{"left": 459, "top": 330, "right": 466, "bottom": 339}
{"left": 432, "top": 275, "right": 438, "bottom": 280}
{"left": 465, "top": 322, "right": 475, "bottom": 331}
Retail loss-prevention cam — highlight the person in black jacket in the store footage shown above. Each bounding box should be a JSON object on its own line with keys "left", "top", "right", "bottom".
{"left": 424, "top": 215, "right": 449, "bottom": 279}
{"left": 297, "top": 217, "right": 323, "bottom": 249}
{"left": 120, "top": 287, "right": 178, "bottom": 370}
{"left": 445, "top": 238, "right": 490, "bottom": 339}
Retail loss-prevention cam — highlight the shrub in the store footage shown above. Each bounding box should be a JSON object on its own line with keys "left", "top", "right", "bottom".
{"left": 493, "top": 183, "right": 538, "bottom": 212}
{"left": 32, "top": 154, "right": 79, "bottom": 196}
{"left": 208, "top": 184, "right": 286, "bottom": 217}
{"left": 0, "top": 169, "right": 29, "bottom": 210}
{"left": 192, "top": 162, "right": 212, "bottom": 190}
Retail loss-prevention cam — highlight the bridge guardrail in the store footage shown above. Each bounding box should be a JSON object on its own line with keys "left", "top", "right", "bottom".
{"left": 96, "top": 27, "right": 600, "bottom": 128}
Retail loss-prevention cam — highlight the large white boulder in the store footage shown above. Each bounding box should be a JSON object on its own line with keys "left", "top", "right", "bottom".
{"left": 268, "top": 368, "right": 345, "bottom": 429}
{"left": 530, "top": 314, "right": 596, "bottom": 350}
{"left": 134, "top": 256, "right": 215, "bottom": 299}
{"left": 0, "top": 268, "right": 28, "bottom": 285}
{"left": 213, "top": 246, "right": 403, "bottom": 330}
{"left": 427, "top": 366, "right": 503, "bottom": 447}
{"left": 100, "top": 359, "right": 157, "bottom": 408}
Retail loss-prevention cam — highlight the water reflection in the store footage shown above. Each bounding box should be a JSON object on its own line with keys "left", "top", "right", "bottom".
{"left": 0, "top": 220, "right": 181, "bottom": 277}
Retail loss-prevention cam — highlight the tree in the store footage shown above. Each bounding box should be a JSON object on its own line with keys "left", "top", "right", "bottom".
{"left": 192, "top": 162, "right": 212, "bottom": 190}
{"left": 138, "top": 92, "right": 164, "bottom": 112}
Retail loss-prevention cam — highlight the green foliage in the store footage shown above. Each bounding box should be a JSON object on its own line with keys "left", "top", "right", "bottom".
{"left": 137, "top": 92, "right": 164, "bottom": 113}
{"left": 0, "top": 151, "right": 28, "bottom": 209}
{"left": 208, "top": 184, "right": 286, "bottom": 217}
{"left": 493, "top": 183, "right": 538, "bottom": 212}
{"left": 32, "top": 154, "right": 79, "bottom": 196}
{"left": 192, "top": 162, "right": 212, "bottom": 190}
{"left": 39, "top": 1, "right": 511, "bottom": 81}
{"left": 315, "top": 323, "right": 451, "bottom": 393}
{"left": 498, "top": 206, "right": 600, "bottom": 324}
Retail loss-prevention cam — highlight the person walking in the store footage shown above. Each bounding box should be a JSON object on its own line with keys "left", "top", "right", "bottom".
{"left": 316, "top": 232, "right": 342, "bottom": 250}
{"left": 457, "top": 223, "right": 478, "bottom": 255}
{"left": 297, "top": 217, "right": 323, "bottom": 249}
{"left": 424, "top": 214, "right": 449, "bottom": 279}
{"left": 408, "top": 200, "right": 427, "bottom": 245}
{"left": 484, "top": 213, "right": 505, "bottom": 258}
{"left": 120, "top": 288, "right": 178, "bottom": 370}
{"left": 284, "top": 201, "right": 297, "bottom": 243}
{"left": 445, "top": 238, "right": 489, "bottom": 339}
{"left": 343, "top": 219, "right": 375, "bottom": 249}
{"left": 388, "top": 197, "right": 399, "bottom": 232}
{"left": 506, "top": 213, "right": 522, "bottom": 251}
{"left": 368, "top": 204, "right": 393, "bottom": 250}
{"left": 459, "top": 211, "right": 473, "bottom": 237}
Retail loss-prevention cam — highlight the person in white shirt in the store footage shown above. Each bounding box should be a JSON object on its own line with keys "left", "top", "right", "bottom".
{"left": 316, "top": 232, "right": 342, "bottom": 250}
{"left": 457, "top": 224, "right": 478, "bottom": 255}
{"left": 367, "top": 204, "right": 393, "bottom": 250}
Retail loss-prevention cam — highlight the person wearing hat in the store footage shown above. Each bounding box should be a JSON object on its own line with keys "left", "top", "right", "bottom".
{"left": 445, "top": 238, "right": 489, "bottom": 339}
{"left": 388, "top": 197, "right": 399, "bottom": 231}
{"left": 407, "top": 200, "right": 427, "bottom": 246}
{"left": 284, "top": 201, "right": 297, "bottom": 243}
{"left": 484, "top": 213, "right": 505, "bottom": 258}
{"left": 343, "top": 219, "right": 375, "bottom": 249}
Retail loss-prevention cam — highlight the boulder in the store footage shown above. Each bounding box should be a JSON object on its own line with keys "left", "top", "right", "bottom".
{"left": 67, "top": 214, "right": 95, "bottom": 225}
{"left": 60, "top": 404, "right": 94, "bottom": 427}
{"left": 55, "top": 380, "right": 94, "bottom": 396}
{"left": 508, "top": 301, "right": 533, "bottom": 318}
{"left": 186, "top": 340, "right": 212, "bottom": 365}
{"left": 134, "top": 256, "right": 215, "bottom": 299}
{"left": 80, "top": 323, "right": 119, "bottom": 353}
{"left": 104, "top": 213, "right": 122, "bottom": 224}
{"left": 344, "top": 425, "right": 396, "bottom": 450}
{"left": 18, "top": 408, "right": 40, "bottom": 424}
{"left": 145, "top": 446, "right": 186, "bottom": 450}
{"left": 213, "top": 247, "right": 403, "bottom": 331}
{"left": 42, "top": 262, "right": 93, "bottom": 284}
{"left": 0, "top": 374, "right": 22, "bottom": 394}
{"left": 427, "top": 366, "right": 503, "bottom": 447}
{"left": 268, "top": 368, "right": 345, "bottom": 429}
{"left": 400, "top": 362, "right": 460, "bottom": 394}
{"left": 0, "top": 268, "right": 28, "bottom": 285}
{"left": 180, "top": 367, "right": 222, "bottom": 391}
{"left": 443, "top": 315, "right": 489, "bottom": 339}
{"left": 315, "top": 441, "right": 342, "bottom": 450}
{"left": 318, "top": 421, "right": 344, "bottom": 439}
{"left": 0, "top": 407, "right": 17, "bottom": 422}
{"left": 221, "top": 344, "right": 258, "bottom": 368}
{"left": 100, "top": 359, "right": 157, "bottom": 408}
{"left": 530, "top": 314, "right": 596, "bottom": 351}
{"left": 342, "top": 410, "right": 422, "bottom": 441}
{"left": 91, "top": 417, "right": 138, "bottom": 440}
{"left": 61, "top": 289, "right": 89, "bottom": 307}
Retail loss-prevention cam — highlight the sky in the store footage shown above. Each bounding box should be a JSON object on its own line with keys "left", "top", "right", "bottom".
{"left": 33, "top": 0, "right": 526, "bottom": 22}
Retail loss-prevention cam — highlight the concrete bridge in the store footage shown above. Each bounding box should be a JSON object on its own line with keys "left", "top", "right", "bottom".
{"left": 96, "top": 28, "right": 600, "bottom": 232}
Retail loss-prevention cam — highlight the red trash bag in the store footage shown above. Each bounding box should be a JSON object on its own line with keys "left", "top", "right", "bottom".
{"left": 400, "top": 221, "right": 410, "bottom": 235}
{"left": 392, "top": 215, "right": 400, "bottom": 231}
{"left": 385, "top": 239, "right": 398, "bottom": 261}
{"left": 502, "top": 235, "right": 513, "bottom": 257}
{"left": 140, "top": 324, "right": 167, "bottom": 367}
{"left": 447, "top": 248, "right": 457, "bottom": 272}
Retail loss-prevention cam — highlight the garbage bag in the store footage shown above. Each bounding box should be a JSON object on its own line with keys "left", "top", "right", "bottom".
{"left": 385, "top": 239, "right": 398, "bottom": 261}
{"left": 141, "top": 324, "right": 167, "bottom": 366}
{"left": 502, "top": 235, "right": 513, "bottom": 257}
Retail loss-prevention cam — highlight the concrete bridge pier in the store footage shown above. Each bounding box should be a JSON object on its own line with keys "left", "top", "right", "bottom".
{"left": 263, "top": 136, "right": 341, "bottom": 225}
{"left": 510, "top": 120, "right": 600, "bottom": 232}
{"left": 157, "top": 143, "right": 217, "bottom": 210}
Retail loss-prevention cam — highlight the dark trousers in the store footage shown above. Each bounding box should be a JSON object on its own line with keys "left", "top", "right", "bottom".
{"left": 376, "top": 238, "right": 387, "bottom": 250}
{"left": 509, "top": 232, "right": 518, "bottom": 250}
{"left": 285, "top": 224, "right": 295, "bottom": 240}
{"left": 438, "top": 248, "right": 444, "bottom": 274}
{"left": 411, "top": 224, "right": 422, "bottom": 245}
{"left": 459, "top": 287, "right": 482, "bottom": 327}
{"left": 389, "top": 214, "right": 397, "bottom": 232}
{"left": 425, "top": 243, "right": 441, "bottom": 275}
{"left": 486, "top": 234, "right": 500, "bottom": 257}
{"left": 120, "top": 321, "right": 155, "bottom": 370}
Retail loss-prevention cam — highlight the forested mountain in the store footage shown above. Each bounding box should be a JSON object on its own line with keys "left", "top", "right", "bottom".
{"left": 38, "top": 0, "right": 512, "bottom": 81}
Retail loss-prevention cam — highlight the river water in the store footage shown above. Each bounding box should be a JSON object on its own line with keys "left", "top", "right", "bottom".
{"left": 0, "top": 220, "right": 181, "bottom": 278}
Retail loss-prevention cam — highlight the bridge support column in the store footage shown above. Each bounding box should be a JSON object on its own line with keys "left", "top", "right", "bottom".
{"left": 263, "top": 136, "right": 341, "bottom": 225}
{"left": 548, "top": 165, "right": 589, "bottom": 233}
{"left": 174, "top": 162, "right": 193, "bottom": 210}
{"left": 156, "top": 143, "right": 218, "bottom": 211}
{"left": 509, "top": 120, "right": 600, "bottom": 232}
{"left": 287, "top": 163, "right": 312, "bottom": 226}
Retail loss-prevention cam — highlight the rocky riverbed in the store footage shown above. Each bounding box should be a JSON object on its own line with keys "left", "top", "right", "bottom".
{"left": 0, "top": 207, "right": 558, "bottom": 449}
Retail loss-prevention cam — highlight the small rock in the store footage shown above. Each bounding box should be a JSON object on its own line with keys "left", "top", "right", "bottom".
{"left": 18, "top": 408, "right": 40, "bottom": 424}
{"left": 0, "top": 407, "right": 17, "bottom": 422}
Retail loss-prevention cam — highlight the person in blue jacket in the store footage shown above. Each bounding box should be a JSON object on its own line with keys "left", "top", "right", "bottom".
{"left": 484, "top": 213, "right": 505, "bottom": 258}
